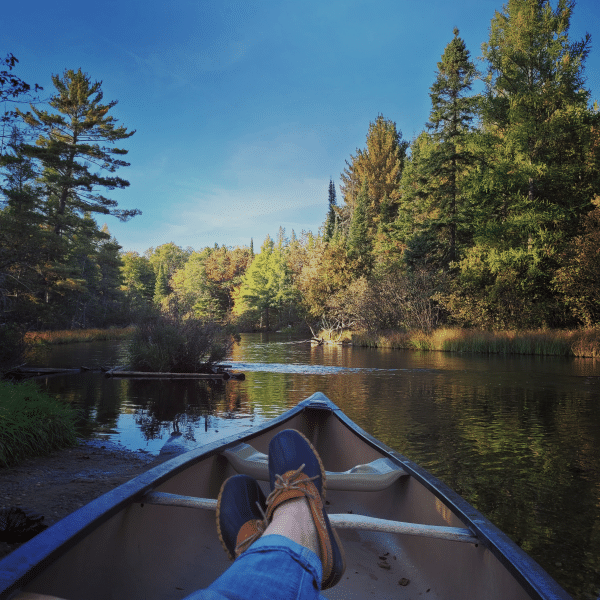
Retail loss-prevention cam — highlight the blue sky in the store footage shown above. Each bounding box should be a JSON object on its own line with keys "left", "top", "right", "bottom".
{"left": 3, "top": 0, "right": 599, "bottom": 254}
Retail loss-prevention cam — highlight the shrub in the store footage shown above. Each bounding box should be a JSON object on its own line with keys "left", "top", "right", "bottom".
{"left": 127, "top": 313, "right": 235, "bottom": 372}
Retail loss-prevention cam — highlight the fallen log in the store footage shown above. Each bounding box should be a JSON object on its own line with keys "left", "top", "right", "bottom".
{"left": 9, "top": 367, "right": 83, "bottom": 377}
{"left": 105, "top": 371, "right": 230, "bottom": 379}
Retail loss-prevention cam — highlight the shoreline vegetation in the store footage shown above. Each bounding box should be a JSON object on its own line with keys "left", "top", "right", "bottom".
{"left": 321, "top": 328, "right": 600, "bottom": 358}
{"left": 0, "top": 380, "right": 78, "bottom": 468}
{"left": 24, "top": 327, "right": 135, "bottom": 345}
{"left": 22, "top": 325, "right": 600, "bottom": 358}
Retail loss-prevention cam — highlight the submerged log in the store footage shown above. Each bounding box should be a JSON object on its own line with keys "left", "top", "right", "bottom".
{"left": 105, "top": 371, "right": 229, "bottom": 379}
{"left": 8, "top": 367, "right": 83, "bottom": 378}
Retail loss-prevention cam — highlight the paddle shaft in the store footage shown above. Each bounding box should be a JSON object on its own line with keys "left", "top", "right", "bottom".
{"left": 141, "top": 491, "right": 478, "bottom": 544}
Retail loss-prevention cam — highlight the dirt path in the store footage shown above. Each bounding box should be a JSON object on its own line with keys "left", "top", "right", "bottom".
{"left": 0, "top": 440, "right": 166, "bottom": 560}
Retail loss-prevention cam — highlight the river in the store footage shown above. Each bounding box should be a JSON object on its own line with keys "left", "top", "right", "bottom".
{"left": 27, "top": 333, "right": 600, "bottom": 599}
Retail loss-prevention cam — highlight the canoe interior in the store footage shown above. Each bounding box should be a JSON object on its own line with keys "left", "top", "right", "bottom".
{"left": 3, "top": 397, "right": 558, "bottom": 600}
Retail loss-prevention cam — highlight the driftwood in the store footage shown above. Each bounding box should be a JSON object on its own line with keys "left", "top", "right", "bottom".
{"left": 105, "top": 370, "right": 244, "bottom": 380}
{"left": 7, "top": 367, "right": 83, "bottom": 378}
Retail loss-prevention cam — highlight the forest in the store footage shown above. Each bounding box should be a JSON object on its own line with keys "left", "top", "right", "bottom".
{"left": 1, "top": 0, "right": 599, "bottom": 349}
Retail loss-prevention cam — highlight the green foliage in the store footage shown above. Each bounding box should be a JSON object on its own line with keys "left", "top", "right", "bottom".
{"left": 441, "top": 0, "right": 600, "bottom": 328}
{"left": 127, "top": 311, "right": 234, "bottom": 372}
{"left": 233, "top": 235, "right": 297, "bottom": 330}
{"left": 0, "top": 380, "right": 78, "bottom": 467}
{"left": 422, "top": 28, "right": 478, "bottom": 265}
{"left": 553, "top": 198, "right": 600, "bottom": 326}
{"left": 323, "top": 179, "right": 339, "bottom": 242}
{"left": 120, "top": 251, "right": 155, "bottom": 316}
{"left": 347, "top": 178, "right": 372, "bottom": 273}
{"left": 17, "top": 68, "right": 139, "bottom": 236}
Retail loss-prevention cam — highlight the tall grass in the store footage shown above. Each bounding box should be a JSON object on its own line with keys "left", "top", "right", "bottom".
{"left": 0, "top": 381, "right": 78, "bottom": 468}
{"left": 351, "top": 328, "right": 600, "bottom": 357}
{"left": 25, "top": 327, "right": 136, "bottom": 345}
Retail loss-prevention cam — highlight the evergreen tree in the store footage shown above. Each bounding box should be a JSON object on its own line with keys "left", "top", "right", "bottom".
{"left": 340, "top": 115, "right": 408, "bottom": 235}
{"left": 445, "top": 0, "right": 600, "bottom": 328}
{"left": 347, "top": 178, "right": 372, "bottom": 274}
{"left": 481, "top": 0, "right": 594, "bottom": 225}
{"left": 324, "top": 178, "right": 338, "bottom": 242}
{"left": 424, "top": 28, "right": 478, "bottom": 265}
{"left": 17, "top": 69, "right": 139, "bottom": 236}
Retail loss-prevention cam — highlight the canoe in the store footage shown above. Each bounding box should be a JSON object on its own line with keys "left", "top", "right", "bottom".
{"left": 0, "top": 392, "right": 570, "bottom": 600}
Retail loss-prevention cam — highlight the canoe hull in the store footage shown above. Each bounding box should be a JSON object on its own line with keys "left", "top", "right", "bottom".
{"left": 0, "top": 393, "right": 570, "bottom": 600}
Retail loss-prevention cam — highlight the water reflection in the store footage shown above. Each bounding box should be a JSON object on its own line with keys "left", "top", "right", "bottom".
{"left": 28, "top": 334, "right": 600, "bottom": 599}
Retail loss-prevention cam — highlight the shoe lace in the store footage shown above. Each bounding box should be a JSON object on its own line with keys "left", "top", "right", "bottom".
{"left": 265, "top": 463, "right": 321, "bottom": 509}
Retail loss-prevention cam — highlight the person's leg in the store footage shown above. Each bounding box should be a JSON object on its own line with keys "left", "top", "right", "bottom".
{"left": 184, "top": 429, "right": 343, "bottom": 600}
{"left": 184, "top": 476, "right": 325, "bottom": 600}
{"left": 264, "top": 497, "right": 319, "bottom": 556}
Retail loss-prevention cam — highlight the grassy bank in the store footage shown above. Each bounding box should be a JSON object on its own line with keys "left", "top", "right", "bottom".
{"left": 25, "top": 326, "right": 136, "bottom": 345}
{"left": 0, "top": 381, "right": 78, "bottom": 467}
{"left": 350, "top": 328, "right": 600, "bottom": 357}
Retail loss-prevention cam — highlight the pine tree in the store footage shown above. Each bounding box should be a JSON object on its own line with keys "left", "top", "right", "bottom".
{"left": 422, "top": 28, "right": 478, "bottom": 265}
{"left": 446, "top": 0, "right": 600, "bottom": 328}
{"left": 323, "top": 178, "right": 338, "bottom": 241}
{"left": 347, "top": 178, "right": 372, "bottom": 274}
{"left": 481, "top": 0, "right": 593, "bottom": 224}
{"left": 17, "top": 69, "right": 139, "bottom": 236}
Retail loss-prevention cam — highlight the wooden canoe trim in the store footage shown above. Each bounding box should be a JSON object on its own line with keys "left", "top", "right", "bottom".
{"left": 140, "top": 491, "right": 478, "bottom": 544}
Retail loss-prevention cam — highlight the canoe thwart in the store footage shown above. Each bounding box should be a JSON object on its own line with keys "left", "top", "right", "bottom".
{"left": 222, "top": 443, "right": 409, "bottom": 492}
{"left": 140, "top": 491, "right": 477, "bottom": 544}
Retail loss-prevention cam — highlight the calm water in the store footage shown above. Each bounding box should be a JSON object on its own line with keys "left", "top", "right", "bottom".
{"left": 27, "top": 334, "right": 600, "bottom": 599}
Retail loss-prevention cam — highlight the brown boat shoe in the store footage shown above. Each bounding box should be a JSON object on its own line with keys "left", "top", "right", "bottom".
{"left": 216, "top": 474, "right": 268, "bottom": 561}
{"left": 266, "top": 430, "right": 346, "bottom": 590}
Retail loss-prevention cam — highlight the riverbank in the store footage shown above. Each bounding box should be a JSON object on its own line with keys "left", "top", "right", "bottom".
{"left": 24, "top": 327, "right": 135, "bottom": 345}
{"left": 343, "top": 328, "right": 600, "bottom": 357}
{"left": 0, "top": 439, "right": 163, "bottom": 559}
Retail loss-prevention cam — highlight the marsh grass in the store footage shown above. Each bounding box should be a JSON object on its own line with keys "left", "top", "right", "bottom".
{"left": 0, "top": 381, "right": 78, "bottom": 468}
{"left": 25, "top": 327, "right": 136, "bottom": 345}
{"left": 351, "top": 328, "right": 600, "bottom": 357}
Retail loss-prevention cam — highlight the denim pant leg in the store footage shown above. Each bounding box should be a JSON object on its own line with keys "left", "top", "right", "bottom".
{"left": 183, "top": 534, "right": 326, "bottom": 600}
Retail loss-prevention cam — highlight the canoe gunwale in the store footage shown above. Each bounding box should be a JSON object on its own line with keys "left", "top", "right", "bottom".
{"left": 0, "top": 392, "right": 571, "bottom": 600}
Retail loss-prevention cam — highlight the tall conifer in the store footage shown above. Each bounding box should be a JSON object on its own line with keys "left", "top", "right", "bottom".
{"left": 18, "top": 69, "right": 139, "bottom": 236}
{"left": 324, "top": 178, "right": 338, "bottom": 241}
{"left": 424, "top": 28, "right": 478, "bottom": 265}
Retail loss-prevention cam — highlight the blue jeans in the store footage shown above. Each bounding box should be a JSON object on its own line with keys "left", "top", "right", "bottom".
{"left": 184, "top": 534, "right": 326, "bottom": 600}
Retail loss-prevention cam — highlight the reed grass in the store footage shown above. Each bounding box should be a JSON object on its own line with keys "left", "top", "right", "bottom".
{"left": 25, "top": 327, "right": 136, "bottom": 345}
{"left": 0, "top": 381, "right": 78, "bottom": 468}
{"left": 351, "top": 328, "right": 600, "bottom": 357}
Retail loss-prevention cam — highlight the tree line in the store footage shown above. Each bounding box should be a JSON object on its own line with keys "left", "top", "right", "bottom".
{"left": 1, "top": 0, "right": 599, "bottom": 339}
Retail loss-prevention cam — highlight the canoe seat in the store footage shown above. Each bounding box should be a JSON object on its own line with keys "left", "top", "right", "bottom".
{"left": 222, "top": 443, "right": 408, "bottom": 492}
